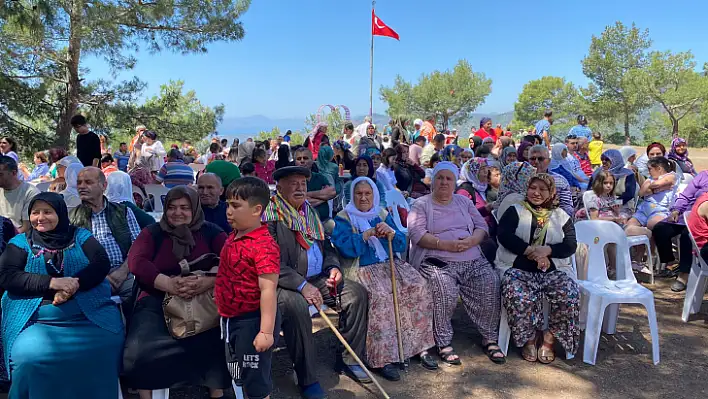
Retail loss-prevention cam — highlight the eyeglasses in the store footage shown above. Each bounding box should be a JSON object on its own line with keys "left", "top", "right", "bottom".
{"left": 566, "top": 134, "right": 577, "bottom": 139}
{"left": 529, "top": 156, "right": 547, "bottom": 162}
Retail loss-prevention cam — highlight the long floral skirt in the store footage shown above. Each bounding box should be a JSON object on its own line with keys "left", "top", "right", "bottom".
{"left": 356, "top": 258, "right": 435, "bottom": 368}
{"left": 501, "top": 268, "right": 580, "bottom": 355}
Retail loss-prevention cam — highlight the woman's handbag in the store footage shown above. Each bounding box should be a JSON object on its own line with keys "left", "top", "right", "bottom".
{"left": 162, "top": 254, "right": 220, "bottom": 339}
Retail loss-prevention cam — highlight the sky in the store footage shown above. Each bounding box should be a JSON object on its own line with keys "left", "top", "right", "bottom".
{"left": 83, "top": 0, "right": 708, "bottom": 120}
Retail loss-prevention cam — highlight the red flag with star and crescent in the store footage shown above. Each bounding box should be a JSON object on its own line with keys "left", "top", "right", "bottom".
{"left": 372, "top": 10, "right": 399, "bottom": 40}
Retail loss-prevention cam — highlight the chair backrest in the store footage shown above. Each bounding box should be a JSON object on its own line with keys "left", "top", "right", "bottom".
{"left": 35, "top": 182, "right": 50, "bottom": 192}
{"left": 683, "top": 211, "right": 703, "bottom": 258}
{"left": 144, "top": 184, "right": 170, "bottom": 213}
{"left": 582, "top": 190, "right": 594, "bottom": 219}
{"left": 574, "top": 220, "right": 635, "bottom": 283}
{"left": 189, "top": 163, "right": 206, "bottom": 173}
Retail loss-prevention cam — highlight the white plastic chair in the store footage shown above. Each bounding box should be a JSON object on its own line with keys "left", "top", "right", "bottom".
{"left": 35, "top": 182, "right": 51, "bottom": 192}
{"left": 386, "top": 190, "right": 409, "bottom": 234}
{"left": 144, "top": 184, "right": 170, "bottom": 213}
{"left": 682, "top": 211, "right": 708, "bottom": 322}
{"left": 575, "top": 220, "right": 660, "bottom": 365}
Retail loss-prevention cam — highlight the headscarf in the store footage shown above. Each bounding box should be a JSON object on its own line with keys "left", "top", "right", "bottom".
{"left": 308, "top": 122, "right": 328, "bottom": 142}
{"left": 129, "top": 166, "right": 155, "bottom": 189}
{"left": 351, "top": 155, "right": 374, "bottom": 178}
{"left": 60, "top": 163, "right": 83, "bottom": 209}
{"left": 262, "top": 192, "right": 325, "bottom": 249}
{"left": 106, "top": 171, "right": 135, "bottom": 204}
{"left": 365, "top": 147, "right": 381, "bottom": 158}
{"left": 646, "top": 142, "right": 666, "bottom": 157}
{"left": 159, "top": 186, "right": 205, "bottom": 260}
{"left": 500, "top": 146, "right": 517, "bottom": 168}
{"left": 413, "top": 119, "right": 423, "bottom": 127}
{"left": 395, "top": 143, "right": 409, "bottom": 164}
{"left": 237, "top": 141, "right": 255, "bottom": 165}
{"left": 668, "top": 137, "right": 695, "bottom": 171}
{"left": 517, "top": 141, "right": 533, "bottom": 162}
{"left": 57, "top": 155, "right": 82, "bottom": 169}
{"left": 470, "top": 136, "right": 482, "bottom": 150}
{"left": 459, "top": 158, "right": 489, "bottom": 197}
{"left": 441, "top": 145, "right": 462, "bottom": 164}
{"left": 315, "top": 145, "right": 339, "bottom": 182}
{"left": 522, "top": 173, "right": 558, "bottom": 245}
{"left": 550, "top": 143, "right": 574, "bottom": 176}
{"left": 432, "top": 161, "right": 459, "bottom": 182}
{"left": 333, "top": 140, "right": 351, "bottom": 152}
{"left": 205, "top": 160, "right": 242, "bottom": 188}
{"left": 619, "top": 146, "right": 638, "bottom": 166}
{"left": 480, "top": 117, "right": 492, "bottom": 127}
{"left": 494, "top": 161, "right": 536, "bottom": 208}
{"left": 601, "top": 149, "right": 634, "bottom": 177}
{"left": 28, "top": 192, "right": 76, "bottom": 250}
{"left": 345, "top": 177, "right": 387, "bottom": 262}
{"left": 275, "top": 145, "right": 293, "bottom": 170}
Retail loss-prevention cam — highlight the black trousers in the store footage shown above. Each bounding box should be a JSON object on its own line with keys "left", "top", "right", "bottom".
{"left": 277, "top": 275, "right": 369, "bottom": 387}
{"left": 652, "top": 221, "right": 694, "bottom": 273}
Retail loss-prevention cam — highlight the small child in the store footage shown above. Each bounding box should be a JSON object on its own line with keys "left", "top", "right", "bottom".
{"left": 240, "top": 162, "right": 256, "bottom": 177}
{"left": 252, "top": 148, "right": 275, "bottom": 184}
{"left": 216, "top": 177, "right": 280, "bottom": 399}
{"left": 588, "top": 131, "right": 604, "bottom": 168}
{"left": 584, "top": 170, "right": 632, "bottom": 224}
{"left": 376, "top": 147, "right": 398, "bottom": 191}
{"left": 626, "top": 156, "right": 677, "bottom": 231}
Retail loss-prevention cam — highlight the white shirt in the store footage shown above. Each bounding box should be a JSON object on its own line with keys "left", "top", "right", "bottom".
{"left": 141, "top": 141, "right": 166, "bottom": 172}
{"left": 376, "top": 165, "right": 397, "bottom": 191}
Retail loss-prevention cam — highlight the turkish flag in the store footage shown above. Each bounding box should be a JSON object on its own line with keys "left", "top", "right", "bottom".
{"left": 372, "top": 11, "right": 399, "bottom": 40}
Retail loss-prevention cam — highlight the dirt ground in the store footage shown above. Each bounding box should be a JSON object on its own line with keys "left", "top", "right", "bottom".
{"left": 112, "top": 276, "right": 708, "bottom": 399}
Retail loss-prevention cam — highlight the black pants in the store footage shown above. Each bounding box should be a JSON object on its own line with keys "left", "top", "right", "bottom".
{"left": 652, "top": 221, "right": 694, "bottom": 273}
{"left": 277, "top": 275, "right": 368, "bottom": 387}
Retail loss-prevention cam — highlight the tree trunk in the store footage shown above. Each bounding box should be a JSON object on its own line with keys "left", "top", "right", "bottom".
{"left": 54, "top": 0, "right": 84, "bottom": 148}
{"left": 441, "top": 114, "right": 449, "bottom": 131}
{"left": 623, "top": 105, "right": 631, "bottom": 145}
{"left": 672, "top": 117, "right": 679, "bottom": 139}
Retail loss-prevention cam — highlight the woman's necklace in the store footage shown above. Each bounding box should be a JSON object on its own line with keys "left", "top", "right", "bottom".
{"left": 32, "top": 245, "right": 65, "bottom": 274}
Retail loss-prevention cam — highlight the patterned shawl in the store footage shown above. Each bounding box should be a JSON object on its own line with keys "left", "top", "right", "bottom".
{"left": 261, "top": 192, "right": 325, "bottom": 249}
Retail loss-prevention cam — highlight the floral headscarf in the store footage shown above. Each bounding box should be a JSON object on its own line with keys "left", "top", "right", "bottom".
{"left": 493, "top": 161, "right": 536, "bottom": 209}
{"left": 441, "top": 145, "right": 462, "bottom": 164}
{"left": 500, "top": 146, "right": 517, "bottom": 168}
{"left": 525, "top": 173, "right": 558, "bottom": 210}
{"left": 668, "top": 137, "right": 695, "bottom": 173}
{"left": 459, "top": 158, "right": 489, "bottom": 196}
{"left": 600, "top": 149, "right": 633, "bottom": 177}
{"left": 333, "top": 140, "right": 351, "bottom": 152}
{"left": 522, "top": 173, "right": 558, "bottom": 246}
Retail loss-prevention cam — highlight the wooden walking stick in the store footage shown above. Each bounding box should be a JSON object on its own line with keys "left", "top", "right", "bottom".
{"left": 317, "top": 307, "right": 390, "bottom": 399}
{"left": 387, "top": 234, "right": 406, "bottom": 369}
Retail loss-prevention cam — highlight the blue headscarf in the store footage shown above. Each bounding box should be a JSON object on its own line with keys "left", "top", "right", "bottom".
{"left": 441, "top": 145, "right": 462, "bottom": 164}
{"left": 480, "top": 117, "right": 492, "bottom": 127}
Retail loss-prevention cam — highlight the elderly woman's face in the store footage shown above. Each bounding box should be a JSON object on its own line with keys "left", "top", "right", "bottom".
{"left": 433, "top": 170, "right": 456, "bottom": 199}
{"left": 505, "top": 152, "right": 517, "bottom": 164}
{"left": 355, "top": 159, "right": 370, "bottom": 177}
{"left": 459, "top": 151, "right": 473, "bottom": 164}
{"left": 166, "top": 196, "right": 193, "bottom": 226}
{"left": 484, "top": 120, "right": 493, "bottom": 130}
{"left": 278, "top": 175, "right": 308, "bottom": 209}
{"left": 527, "top": 179, "right": 551, "bottom": 207}
{"left": 30, "top": 201, "right": 59, "bottom": 232}
{"left": 477, "top": 165, "right": 490, "bottom": 184}
{"left": 675, "top": 143, "right": 687, "bottom": 155}
{"left": 353, "top": 181, "right": 374, "bottom": 212}
{"left": 648, "top": 147, "right": 664, "bottom": 158}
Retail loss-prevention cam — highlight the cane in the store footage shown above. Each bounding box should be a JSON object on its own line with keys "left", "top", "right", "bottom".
{"left": 317, "top": 307, "right": 390, "bottom": 399}
{"left": 387, "top": 234, "right": 406, "bottom": 370}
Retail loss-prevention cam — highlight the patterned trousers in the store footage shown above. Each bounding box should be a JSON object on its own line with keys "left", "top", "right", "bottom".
{"left": 420, "top": 257, "right": 501, "bottom": 347}
{"left": 501, "top": 268, "right": 580, "bottom": 355}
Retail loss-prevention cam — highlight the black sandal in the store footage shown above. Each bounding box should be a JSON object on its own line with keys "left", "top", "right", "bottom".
{"left": 483, "top": 342, "right": 507, "bottom": 364}
{"left": 419, "top": 352, "right": 438, "bottom": 370}
{"left": 438, "top": 346, "right": 462, "bottom": 366}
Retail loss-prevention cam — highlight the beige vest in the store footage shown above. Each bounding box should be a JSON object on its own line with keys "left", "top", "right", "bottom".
{"left": 495, "top": 204, "right": 575, "bottom": 280}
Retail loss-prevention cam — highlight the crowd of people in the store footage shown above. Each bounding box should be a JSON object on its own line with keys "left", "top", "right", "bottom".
{"left": 0, "top": 110, "right": 705, "bottom": 399}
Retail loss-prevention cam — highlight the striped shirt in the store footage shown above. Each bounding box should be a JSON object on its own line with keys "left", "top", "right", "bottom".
{"left": 548, "top": 171, "right": 574, "bottom": 218}
{"left": 155, "top": 160, "right": 195, "bottom": 188}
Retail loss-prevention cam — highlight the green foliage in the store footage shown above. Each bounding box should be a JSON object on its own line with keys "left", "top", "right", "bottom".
{"left": 304, "top": 108, "right": 346, "bottom": 141}
{"left": 257, "top": 127, "right": 305, "bottom": 145}
{"left": 581, "top": 22, "right": 652, "bottom": 143}
{"left": 0, "top": 0, "right": 250, "bottom": 146}
{"left": 380, "top": 59, "right": 492, "bottom": 129}
{"left": 514, "top": 77, "right": 579, "bottom": 126}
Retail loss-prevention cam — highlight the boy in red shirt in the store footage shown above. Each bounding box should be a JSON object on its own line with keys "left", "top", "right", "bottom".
{"left": 216, "top": 177, "right": 280, "bottom": 399}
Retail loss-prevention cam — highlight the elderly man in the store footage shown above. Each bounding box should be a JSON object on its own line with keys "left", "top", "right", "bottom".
{"left": 564, "top": 134, "right": 589, "bottom": 190}
{"left": 197, "top": 173, "right": 232, "bottom": 233}
{"left": 293, "top": 147, "right": 336, "bottom": 224}
{"left": 527, "top": 145, "right": 575, "bottom": 218}
{"left": 264, "top": 166, "right": 369, "bottom": 399}
{"left": 69, "top": 167, "right": 141, "bottom": 301}
{"left": 155, "top": 149, "right": 195, "bottom": 188}
{"left": 0, "top": 156, "right": 39, "bottom": 233}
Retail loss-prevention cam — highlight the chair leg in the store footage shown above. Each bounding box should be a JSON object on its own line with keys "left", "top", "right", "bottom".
{"left": 682, "top": 265, "right": 703, "bottom": 322}
{"left": 645, "top": 243, "right": 655, "bottom": 285}
{"left": 602, "top": 304, "right": 619, "bottom": 334}
{"left": 583, "top": 295, "right": 607, "bottom": 365}
{"left": 693, "top": 274, "right": 708, "bottom": 315}
{"left": 498, "top": 300, "right": 511, "bottom": 356}
{"left": 642, "top": 298, "right": 661, "bottom": 365}
{"left": 152, "top": 389, "right": 169, "bottom": 399}
{"left": 118, "top": 380, "right": 124, "bottom": 399}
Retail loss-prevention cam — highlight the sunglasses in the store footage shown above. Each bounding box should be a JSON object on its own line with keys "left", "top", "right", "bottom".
{"left": 529, "top": 156, "right": 547, "bottom": 162}
{"left": 566, "top": 134, "right": 578, "bottom": 139}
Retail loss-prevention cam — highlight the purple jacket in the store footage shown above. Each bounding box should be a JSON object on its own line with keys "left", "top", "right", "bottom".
{"left": 672, "top": 171, "right": 708, "bottom": 214}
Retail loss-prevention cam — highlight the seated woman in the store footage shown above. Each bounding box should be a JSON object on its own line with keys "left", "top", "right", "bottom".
{"left": 376, "top": 148, "right": 398, "bottom": 192}
{"left": 332, "top": 177, "right": 436, "bottom": 381}
{"left": 667, "top": 137, "right": 697, "bottom": 178}
{"left": 550, "top": 143, "right": 584, "bottom": 190}
{"left": 333, "top": 140, "right": 356, "bottom": 172}
{"left": 496, "top": 174, "right": 580, "bottom": 364}
{"left": 59, "top": 163, "right": 83, "bottom": 210}
{"left": 106, "top": 171, "right": 158, "bottom": 228}
{"left": 625, "top": 156, "right": 677, "bottom": 235}
{"left": 19, "top": 152, "right": 50, "bottom": 181}
{"left": 499, "top": 146, "right": 517, "bottom": 168}
{"left": 408, "top": 162, "right": 505, "bottom": 366}
{"left": 459, "top": 148, "right": 474, "bottom": 166}
{"left": 316, "top": 145, "right": 343, "bottom": 194}
{"left": 342, "top": 155, "right": 388, "bottom": 208}
{"left": 124, "top": 186, "right": 230, "bottom": 399}
{"left": 492, "top": 161, "right": 537, "bottom": 218}
{"left": 635, "top": 142, "right": 667, "bottom": 179}
{"left": 0, "top": 192, "right": 123, "bottom": 398}
{"left": 393, "top": 144, "right": 428, "bottom": 199}
{"left": 441, "top": 145, "right": 463, "bottom": 167}
{"left": 486, "top": 165, "right": 501, "bottom": 203}
{"left": 588, "top": 149, "right": 638, "bottom": 210}
{"left": 457, "top": 158, "right": 493, "bottom": 222}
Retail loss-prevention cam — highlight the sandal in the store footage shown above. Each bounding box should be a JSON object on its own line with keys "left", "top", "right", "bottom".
{"left": 537, "top": 342, "right": 555, "bottom": 364}
{"left": 521, "top": 341, "right": 537, "bottom": 362}
{"left": 419, "top": 352, "right": 438, "bottom": 370}
{"left": 438, "top": 346, "right": 462, "bottom": 366}
{"left": 482, "top": 342, "right": 506, "bottom": 364}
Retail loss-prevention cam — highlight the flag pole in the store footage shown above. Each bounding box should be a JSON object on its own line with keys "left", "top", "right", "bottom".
{"left": 369, "top": 0, "right": 375, "bottom": 118}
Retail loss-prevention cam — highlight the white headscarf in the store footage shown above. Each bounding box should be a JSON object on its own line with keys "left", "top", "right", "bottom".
{"left": 106, "top": 171, "right": 135, "bottom": 204}
{"left": 550, "top": 143, "right": 574, "bottom": 175}
{"left": 458, "top": 158, "right": 489, "bottom": 198}
{"left": 60, "top": 163, "right": 83, "bottom": 209}
{"left": 432, "top": 161, "right": 460, "bottom": 182}
{"left": 345, "top": 177, "right": 388, "bottom": 262}
{"left": 619, "top": 146, "right": 637, "bottom": 167}
{"left": 57, "top": 155, "right": 82, "bottom": 169}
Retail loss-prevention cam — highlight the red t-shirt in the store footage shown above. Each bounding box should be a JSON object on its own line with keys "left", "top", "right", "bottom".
{"left": 474, "top": 128, "right": 497, "bottom": 142}
{"left": 688, "top": 193, "right": 708, "bottom": 248}
{"left": 215, "top": 224, "right": 280, "bottom": 318}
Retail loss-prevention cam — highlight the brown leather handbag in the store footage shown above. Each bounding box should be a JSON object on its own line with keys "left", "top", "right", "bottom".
{"left": 163, "top": 254, "right": 220, "bottom": 339}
